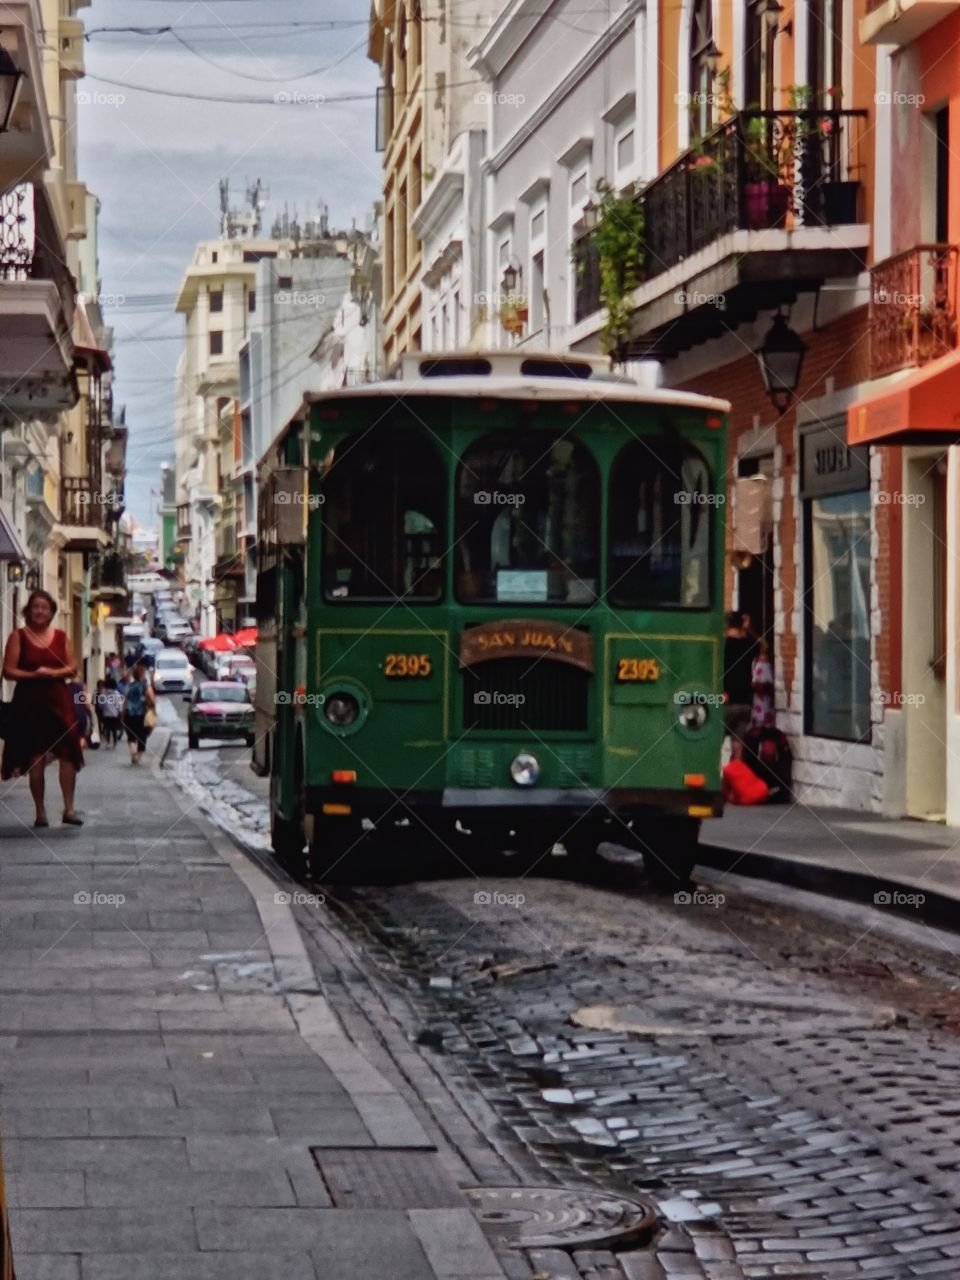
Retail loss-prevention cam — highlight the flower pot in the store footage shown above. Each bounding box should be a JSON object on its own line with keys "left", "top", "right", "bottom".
{"left": 821, "top": 180, "right": 860, "bottom": 225}
{"left": 744, "top": 181, "right": 790, "bottom": 230}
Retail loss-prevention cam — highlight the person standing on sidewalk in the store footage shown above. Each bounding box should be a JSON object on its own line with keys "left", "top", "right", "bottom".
{"left": 122, "top": 663, "right": 155, "bottom": 764}
{"left": 1, "top": 589, "right": 85, "bottom": 827}
{"left": 723, "top": 611, "right": 757, "bottom": 760}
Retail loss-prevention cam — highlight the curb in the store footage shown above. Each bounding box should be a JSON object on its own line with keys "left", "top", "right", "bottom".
{"left": 697, "top": 841, "right": 960, "bottom": 935}
{"left": 151, "top": 722, "right": 439, "bottom": 1152}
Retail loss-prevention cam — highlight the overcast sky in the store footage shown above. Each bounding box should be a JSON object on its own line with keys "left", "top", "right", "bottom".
{"left": 77, "top": 0, "right": 382, "bottom": 526}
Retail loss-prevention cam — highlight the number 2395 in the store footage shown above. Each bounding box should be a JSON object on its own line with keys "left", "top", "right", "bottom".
{"left": 616, "top": 657, "right": 660, "bottom": 682}
{"left": 384, "top": 653, "right": 432, "bottom": 677}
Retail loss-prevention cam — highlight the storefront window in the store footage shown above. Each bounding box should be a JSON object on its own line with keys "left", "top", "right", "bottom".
{"left": 805, "top": 490, "right": 871, "bottom": 741}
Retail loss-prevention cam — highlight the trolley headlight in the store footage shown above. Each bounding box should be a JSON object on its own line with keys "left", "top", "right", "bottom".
{"left": 324, "top": 692, "right": 360, "bottom": 727}
{"left": 510, "top": 752, "right": 540, "bottom": 787}
{"left": 676, "top": 692, "right": 709, "bottom": 731}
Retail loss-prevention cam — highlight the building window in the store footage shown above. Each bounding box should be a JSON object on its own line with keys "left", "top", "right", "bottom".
{"left": 209, "top": 331, "right": 224, "bottom": 356}
{"left": 570, "top": 169, "right": 589, "bottom": 209}
{"left": 689, "top": 0, "right": 715, "bottom": 135}
{"left": 248, "top": 290, "right": 256, "bottom": 313}
{"left": 209, "top": 289, "right": 223, "bottom": 314}
{"left": 278, "top": 275, "right": 293, "bottom": 291}
{"left": 801, "top": 426, "right": 872, "bottom": 743}
{"left": 615, "top": 124, "right": 635, "bottom": 178}
{"left": 452, "top": 289, "right": 461, "bottom": 347}
{"left": 530, "top": 208, "right": 545, "bottom": 240}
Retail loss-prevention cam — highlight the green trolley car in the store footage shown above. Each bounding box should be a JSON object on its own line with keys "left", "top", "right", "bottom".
{"left": 254, "top": 351, "right": 730, "bottom": 885}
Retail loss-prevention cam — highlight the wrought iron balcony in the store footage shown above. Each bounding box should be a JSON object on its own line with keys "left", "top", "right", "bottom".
{"left": 176, "top": 503, "right": 192, "bottom": 539}
{"left": 639, "top": 110, "right": 867, "bottom": 287}
{"left": 869, "top": 244, "right": 959, "bottom": 378}
{"left": 91, "top": 552, "right": 127, "bottom": 595}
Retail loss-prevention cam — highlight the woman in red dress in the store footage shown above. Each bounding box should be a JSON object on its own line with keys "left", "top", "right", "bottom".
{"left": 2, "top": 589, "right": 84, "bottom": 827}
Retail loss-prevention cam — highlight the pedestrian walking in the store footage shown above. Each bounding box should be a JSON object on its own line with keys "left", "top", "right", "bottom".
{"left": 99, "top": 678, "right": 123, "bottom": 747}
{"left": 1, "top": 588, "right": 84, "bottom": 827}
{"left": 122, "top": 663, "right": 156, "bottom": 764}
{"left": 93, "top": 678, "right": 106, "bottom": 739}
{"left": 722, "top": 611, "right": 757, "bottom": 760}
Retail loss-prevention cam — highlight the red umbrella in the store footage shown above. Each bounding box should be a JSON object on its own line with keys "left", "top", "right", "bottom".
{"left": 234, "top": 627, "right": 258, "bottom": 648}
{"left": 197, "top": 633, "right": 238, "bottom": 652}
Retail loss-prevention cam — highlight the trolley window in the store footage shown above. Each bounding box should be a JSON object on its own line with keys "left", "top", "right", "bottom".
{"left": 322, "top": 428, "right": 445, "bottom": 602}
{"left": 609, "top": 439, "right": 713, "bottom": 608}
{"left": 456, "top": 432, "right": 600, "bottom": 605}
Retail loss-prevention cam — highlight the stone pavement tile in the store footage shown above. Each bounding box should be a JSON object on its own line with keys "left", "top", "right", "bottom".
{"left": 1, "top": 1067, "right": 89, "bottom": 1088}
{"left": 408, "top": 1208, "right": 508, "bottom": 1279}
{"left": 7, "top": 1173, "right": 85, "bottom": 1207}
{"left": 13, "top": 1257, "right": 80, "bottom": 1280}
{"left": 9, "top": 1207, "right": 196, "bottom": 1253}
{"left": 0, "top": 970, "right": 93, "bottom": 993}
{"left": 92, "top": 929, "right": 211, "bottom": 950}
{"left": 246, "top": 1065, "right": 351, "bottom": 1092}
{"left": 160, "top": 1007, "right": 296, "bottom": 1032}
{"left": 8, "top": 1086, "right": 176, "bottom": 1109}
{"left": 34, "top": 950, "right": 154, "bottom": 970}
{"left": 184, "top": 1135, "right": 323, "bottom": 1172}
{"left": 199, "top": 1206, "right": 436, "bottom": 1279}
{"left": 85, "top": 1168, "right": 297, "bottom": 1207}
{"left": 81, "top": 1251, "right": 318, "bottom": 1280}
{"left": 2, "top": 1110, "right": 91, "bottom": 1138}
{"left": 86, "top": 1065, "right": 255, "bottom": 1087}
{"left": 87, "top": 1105, "right": 276, "bottom": 1137}
{"left": 269, "top": 1105, "right": 373, "bottom": 1145}
{"left": 8, "top": 1138, "right": 187, "bottom": 1173}
{"left": 10, "top": 1033, "right": 167, "bottom": 1057}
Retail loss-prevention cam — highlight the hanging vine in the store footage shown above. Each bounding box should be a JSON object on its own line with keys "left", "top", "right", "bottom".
{"left": 589, "top": 180, "right": 645, "bottom": 361}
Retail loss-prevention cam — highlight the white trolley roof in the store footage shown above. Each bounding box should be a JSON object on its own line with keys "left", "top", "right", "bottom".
{"left": 297, "top": 351, "right": 731, "bottom": 415}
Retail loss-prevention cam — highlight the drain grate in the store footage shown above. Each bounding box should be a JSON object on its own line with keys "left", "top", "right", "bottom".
{"left": 464, "top": 1186, "right": 657, "bottom": 1250}
{"left": 311, "top": 1147, "right": 464, "bottom": 1209}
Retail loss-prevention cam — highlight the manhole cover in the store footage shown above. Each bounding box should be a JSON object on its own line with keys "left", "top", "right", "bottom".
{"left": 464, "top": 1185, "right": 657, "bottom": 1249}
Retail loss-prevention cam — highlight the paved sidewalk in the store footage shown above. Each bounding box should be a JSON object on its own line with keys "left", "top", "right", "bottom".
{"left": 698, "top": 802, "right": 960, "bottom": 925}
{"left": 0, "top": 731, "right": 508, "bottom": 1280}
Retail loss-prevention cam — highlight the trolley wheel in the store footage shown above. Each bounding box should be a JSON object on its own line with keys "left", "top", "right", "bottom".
{"left": 310, "top": 818, "right": 366, "bottom": 886}
{"left": 271, "top": 808, "right": 306, "bottom": 878}
{"left": 245, "top": 735, "right": 255, "bottom": 748}
{"left": 630, "top": 817, "right": 700, "bottom": 891}
{"left": 187, "top": 732, "right": 199, "bottom": 750}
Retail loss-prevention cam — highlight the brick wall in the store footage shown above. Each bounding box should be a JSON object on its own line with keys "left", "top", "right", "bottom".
{"left": 676, "top": 305, "right": 900, "bottom": 810}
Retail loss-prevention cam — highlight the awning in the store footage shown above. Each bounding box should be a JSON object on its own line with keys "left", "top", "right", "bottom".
{"left": 0, "top": 502, "right": 28, "bottom": 562}
{"left": 848, "top": 350, "right": 960, "bottom": 446}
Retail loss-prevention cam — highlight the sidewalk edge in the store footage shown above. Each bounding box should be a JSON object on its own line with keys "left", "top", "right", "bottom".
{"left": 698, "top": 841, "right": 960, "bottom": 933}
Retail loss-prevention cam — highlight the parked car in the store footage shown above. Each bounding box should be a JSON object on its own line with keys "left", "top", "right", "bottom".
{"left": 185, "top": 681, "right": 255, "bottom": 749}
{"left": 152, "top": 648, "right": 194, "bottom": 694}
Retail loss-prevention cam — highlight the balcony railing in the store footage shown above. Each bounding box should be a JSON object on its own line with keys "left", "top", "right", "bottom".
{"left": 176, "top": 503, "right": 192, "bottom": 538}
{"left": 91, "top": 552, "right": 127, "bottom": 593}
{"left": 60, "top": 476, "right": 101, "bottom": 527}
{"left": 638, "top": 109, "right": 867, "bottom": 287}
{"left": 0, "top": 185, "right": 76, "bottom": 322}
{"left": 869, "top": 244, "right": 959, "bottom": 378}
{"left": 572, "top": 236, "right": 602, "bottom": 324}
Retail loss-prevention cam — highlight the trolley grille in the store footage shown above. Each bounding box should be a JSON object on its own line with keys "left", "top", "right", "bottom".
{"left": 463, "top": 657, "right": 589, "bottom": 732}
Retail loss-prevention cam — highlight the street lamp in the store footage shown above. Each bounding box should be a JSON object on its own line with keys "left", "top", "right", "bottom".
{"left": 759, "top": 0, "right": 791, "bottom": 35}
{"left": 501, "top": 263, "right": 518, "bottom": 294}
{"left": 703, "top": 39, "right": 722, "bottom": 77}
{"left": 0, "top": 44, "right": 25, "bottom": 135}
{"left": 755, "top": 312, "right": 806, "bottom": 412}
{"left": 582, "top": 198, "right": 599, "bottom": 233}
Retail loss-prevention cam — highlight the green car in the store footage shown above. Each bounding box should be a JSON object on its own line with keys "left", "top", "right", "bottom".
{"left": 186, "top": 681, "right": 255, "bottom": 749}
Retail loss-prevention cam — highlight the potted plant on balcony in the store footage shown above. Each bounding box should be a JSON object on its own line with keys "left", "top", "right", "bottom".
{"left": 741, "top": 111, "right": 791, "bottom": 230}
{"left": 582, "top": 180, "right": 645, "bottom": 362}
{"left": 815, "top": 105, "right": 860, "bottom": 225}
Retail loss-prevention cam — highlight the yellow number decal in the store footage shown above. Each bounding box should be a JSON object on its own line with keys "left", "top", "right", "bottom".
{"left": 616, "top": 657, "right": 661, "bottom": 682}
{"left": 384, "top": 653, "right": 433, "bottom": 678}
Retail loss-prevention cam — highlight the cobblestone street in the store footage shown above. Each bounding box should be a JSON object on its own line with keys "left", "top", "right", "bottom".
{"left": 298, "top": 873, "right": 960, "bottom": 1279}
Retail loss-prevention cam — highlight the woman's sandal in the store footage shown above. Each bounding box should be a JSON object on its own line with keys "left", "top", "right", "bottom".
{"left": 34, "top": 817, "right": 49, "bottom": 828}
{"left": 62, "top": 813, "right": 83, "bottom": 826}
